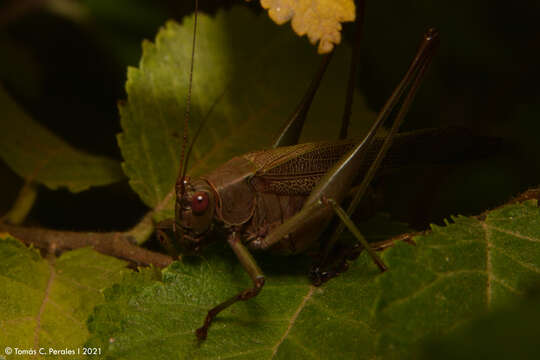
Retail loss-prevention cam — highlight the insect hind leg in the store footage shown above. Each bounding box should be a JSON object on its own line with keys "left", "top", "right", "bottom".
{"left": 313, "top": 28, "right": 440, "bottom": 277}
{"left": 272, "top": 0, "right": 366, "bottom": 147}
{"left": 272, "top": 52, "right": 333, "bottom": 148}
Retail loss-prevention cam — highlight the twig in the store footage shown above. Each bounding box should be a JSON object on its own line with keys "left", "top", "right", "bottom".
{"left": 2, "top": 187, "right": 538, "bottom": 269}
{"left": 0, "top": 223, "right": 173, "bottom": 268}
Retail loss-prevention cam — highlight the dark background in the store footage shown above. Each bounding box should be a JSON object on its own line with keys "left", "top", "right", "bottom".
{"left": 1, "top": 0, "right": 539, "bottom": 232}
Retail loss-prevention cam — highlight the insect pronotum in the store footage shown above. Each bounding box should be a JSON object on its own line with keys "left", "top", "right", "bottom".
{"left": 167, "top": 0, "right": 440, "bottom": 340}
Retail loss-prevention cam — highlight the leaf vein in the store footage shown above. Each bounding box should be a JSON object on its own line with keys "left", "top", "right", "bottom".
{"left": 381, "top": 270, "right": 484, "bottom": 313}
{"left": 310, "top": 297, "right": 371, "bottom": 330}
{"left": 207, "top": 348, "right": 272, "bottom": 360}
{"left": 34, "top": 260, "right": 55, "bottom": 348}
{"left": 491, "top": 276, "right": 523, "bottom": 295}
{"left": 489, "top": 244, "right": 540, "bottom": 274}
{"left": 482, "top": 222, "right": 492, "bottom": 308}
{"left": 285, "top": 336, "right": 321, "bottom": 359}
{"left": 271, "top": 286, "right": 315, "bottom": 358}
{"left": 485, "top": 224, "right": 540, "bottom": 243}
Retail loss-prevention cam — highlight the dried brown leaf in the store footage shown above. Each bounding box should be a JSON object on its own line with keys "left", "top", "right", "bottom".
{"left": 259, "top": 0, "right": 355, "bottom": 53}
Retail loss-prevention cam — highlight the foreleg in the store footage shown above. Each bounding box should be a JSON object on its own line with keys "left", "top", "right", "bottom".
{"left": 196, "top": 232, "right": 265, "bottom": 340}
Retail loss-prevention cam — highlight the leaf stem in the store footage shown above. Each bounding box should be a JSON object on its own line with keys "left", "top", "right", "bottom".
{"left": 126, "top": 211, "right": 155, "bottom": 245}
{"left": 1, "top": 182, "right": 38, "bottom": 225}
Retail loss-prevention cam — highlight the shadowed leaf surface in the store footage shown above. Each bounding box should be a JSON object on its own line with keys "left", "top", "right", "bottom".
{"left": 0, "top": 235, "right": 128, "bottom": 357}
{"left": 417, "top": 290, "right": 540, "bottom": 360}
{"left": 118, "top": 7, "right": 375, "bottom": 216}
{"left": 86, "top": 200, "right": 540, "bottom": 359}
{"left": 0, "top": 85, "right": 125, "bottom": 193}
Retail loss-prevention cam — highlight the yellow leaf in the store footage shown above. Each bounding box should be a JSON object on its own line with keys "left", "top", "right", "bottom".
{"left": 259, "top": 0, "right": 355, "bottom": 53}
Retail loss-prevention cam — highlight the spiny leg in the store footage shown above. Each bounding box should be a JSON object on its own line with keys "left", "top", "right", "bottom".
{"left": 308, "top": 0, "right": 368, "bottom": 282}
{"left": 298, "top": 37, "right": 442, "bottom": 213}
{"left": 309, "top": 197, "right": 387, "bottom": 285}
{"left": 254, "top": 22, "right": 436, "bottom": 256}
{"left": 273, "top": 0, "right": 366, "bottom": 147}
{"left": 314, "top": 28, "right": 440, "bottom": 279}
{"left": 340, "top": 0, "right": 366, "bottom": 140}
{"left": 260, "top": 0, "right": 366, "bottom": 257}
{"left": 310, "top": 230, "right": 418, "bottom": 285}
{"left": 196, "top": 232, "right": 265, "bottom": 341}
{"left": 272, "top": 52, "right": 334, "bottom": 148}
{"left": 251, "top": 65, "right": 418, "bottom": 251}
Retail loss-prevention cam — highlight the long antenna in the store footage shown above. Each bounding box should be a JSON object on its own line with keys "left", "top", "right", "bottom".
{"left": 178, "top": 0, "right": 199, "bottom": 194}
{"left": 183, "top": 88, "right": 225, "bottom": 175}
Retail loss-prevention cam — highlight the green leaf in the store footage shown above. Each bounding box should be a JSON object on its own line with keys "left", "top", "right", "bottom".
{"left": 0, "top": 234, "right": 128, "bottom": 356}
{"left": 118, "top": 6, "right": 375, "bottom": 212}
{"left": 417, "top": 290, "right": 540, "bottom": 360}
{"left": 86, "top": 199, "right": 540, "bottom": 359}
{"left": 0, "top": 85, "right": 125, "bottom": 193}
{"left": 78, "top": 0, "right": 169, "bottom": 66}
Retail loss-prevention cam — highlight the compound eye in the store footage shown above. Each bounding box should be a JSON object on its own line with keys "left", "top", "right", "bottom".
{"left": 191, "top": 191, "right": 209, "bottom": 215}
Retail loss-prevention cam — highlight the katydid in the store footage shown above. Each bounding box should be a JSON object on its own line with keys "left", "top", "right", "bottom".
{"left": 169, "top": 0, "right": 440, "bottom": 340}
